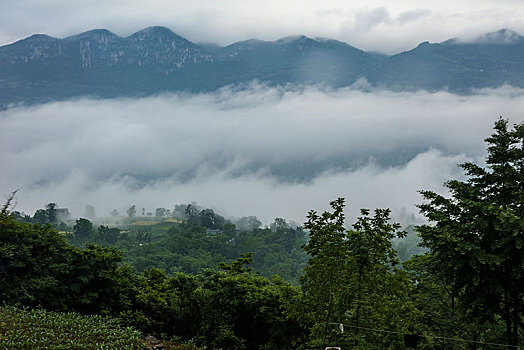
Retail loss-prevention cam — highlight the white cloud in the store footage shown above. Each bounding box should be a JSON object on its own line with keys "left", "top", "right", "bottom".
{"left": 2, "top": 84, "right": 524, "bottom": 224}
{"left": 0, "top": 1, "right": 523, "bottom": 54}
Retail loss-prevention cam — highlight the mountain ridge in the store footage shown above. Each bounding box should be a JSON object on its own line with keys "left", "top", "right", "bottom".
{"left": 6, "top": 26, "right": 522, "bottom": 52}
{"left": 1, "top": 27, "right": 523, "bottom": 109}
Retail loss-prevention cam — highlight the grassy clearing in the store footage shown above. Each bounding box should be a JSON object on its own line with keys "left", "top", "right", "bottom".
{"left": 0, "top": 306, "right": 142, "bottom": 349}
{"left": 163, "top": 219, "right": 183, "bottom": 224}
{"left": 131, "top": 221, "right": 161, "bottom": 226}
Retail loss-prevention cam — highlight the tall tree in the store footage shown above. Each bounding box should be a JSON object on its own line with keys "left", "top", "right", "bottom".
{"left": 301, "top": 198, "right": 416, "bottom": 348}
{"left": 97, "top": 225, "right": 120, "bottom": 245}
{"left": 126, "top": 205, "right": 136, "bottom": 218}
{"left": 418, "top": 118, "right": 524, "bottom": 348}
{"left": 155, "top": 207, "right": 167, "bottom": 218}
{"left": 73, "top": 218, "right": 93, "bottom": 241}
{"left": 46, "top": 203, "right": 57, "bottom": 223}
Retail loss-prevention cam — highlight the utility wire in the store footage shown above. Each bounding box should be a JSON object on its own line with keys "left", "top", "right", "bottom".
{"left": 328, "top": 322, "right": 522, "bottom": 349}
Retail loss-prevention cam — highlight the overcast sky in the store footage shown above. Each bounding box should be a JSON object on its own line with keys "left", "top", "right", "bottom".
{"left": 2, "top": 85, "right": 524, "bottom": 224}
{"left": 1, "top": 0, "right": 524, "bottom": 53}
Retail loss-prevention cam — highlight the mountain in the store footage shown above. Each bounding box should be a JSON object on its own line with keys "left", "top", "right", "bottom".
{"left": 213, "top": 35, "right": 386, "bottom": 86}
{"left": 0, "top": 26, "right": 214, "bottom": 107}
{"left": 366, "top": 28, "right": 524, "bottom": 92}
{"left": 0, "top": 27, "right": 523, "bottom": 108}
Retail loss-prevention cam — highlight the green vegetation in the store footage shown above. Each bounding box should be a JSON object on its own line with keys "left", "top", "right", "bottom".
{"left": 2, "top": 118, "right": 524, "bottom": 348}
{"left": 302, "top": 200, "right": 419, "bottom": 349}
{"left": 0, "top": 306, "right": 142, "bottom": 349}
{"left": 12, "top": 201, "right": 309, "bottom": 284}
{"left": 417, "top": 118, "right": 524, "bottom": 348}
{"left": 121, "top": 220, "right": 308, "bottom": 283}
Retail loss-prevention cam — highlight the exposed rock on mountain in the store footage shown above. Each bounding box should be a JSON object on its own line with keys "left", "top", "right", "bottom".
{"left": 0, "top": 27, "right": 522, "bottom": 108}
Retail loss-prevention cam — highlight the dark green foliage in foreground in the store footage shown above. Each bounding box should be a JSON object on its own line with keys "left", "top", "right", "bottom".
{"left": 0, "top": 306, "right": 142, "bottom": 349}
{"left": 302, "top": 198, "right": 420, "bottom": 349}
{"left": 122, "top": 264, "right": 307, "bottom": 350}
{"left": 417, "top": 118, "right": 524, "bottom": 348}
{"left": 0, "top": 212, "right": 136, "bottom": 314}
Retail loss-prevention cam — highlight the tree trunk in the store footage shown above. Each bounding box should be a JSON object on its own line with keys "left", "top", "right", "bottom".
{"left": 322, "top": 293, "right": 334, "bottom": 348}
{"left": 511, "top": 290, "right": 520, "bottom": 349}
{"left": 355, "top": 265, "right": 363, "bottom": 347}
{"left": 504, "top": 292, "right": 514, "bottom": 350}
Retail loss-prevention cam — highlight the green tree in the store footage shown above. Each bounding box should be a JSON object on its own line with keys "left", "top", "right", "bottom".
{"left": 73, "top": 218, "right": 93, "bottom": 241}
{"left": 155, "top": 207, "right": 167, "bottom": 218}
{"left": 144, "top": 229, "right": 152, "bottom": 243}
{"left": 32, "top": 203, "right": 58, "bottom": 224}
{"left": 185, "top": 204, "right": 200, "bottom": 226}
{"left": 270, "top": 217, "right": 289, "bottom": 232}
{"left": 236, "top": 216, "right": 262, "bottom": 231}
{"left": 97, "top": 225, "right": 120, "bottom": 245}
{"left": 302, "top": 198, "right": 417, "bottom": 349}
{"left": 403, "top": 254, "right": 497, "bottom": 350}
{"left": 65, "top": 244, "right": 135, "bottom": 315}
{"left": 223, "top": 222, "right": 237, "bottom": 236}
{"left": 1, "top": 202, "right": 134, "bottom": 315}
{"left": 219, "top": 252, "right": 253, "bottom": 274}
{"left": 33, "top": 208, "right": 49, "bottom": 224}
{"left": 418, "top": 118, "right": 524, "bottom": 348}
{"left": 0, "top": 211, "right": 71, "bottom": 309}
{"left": 199, "top": 208, "right": 225, "bottom": 229}
{"left": 126, "top": 205, "right": 136, "bottom": 218}
{"left": 46, "top": 203, "right": 57, "bottom": 223}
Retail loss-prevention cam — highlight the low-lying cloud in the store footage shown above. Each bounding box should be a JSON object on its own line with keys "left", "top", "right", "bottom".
{"left": 2, "top": 84, "right": 524, "bottom": 224}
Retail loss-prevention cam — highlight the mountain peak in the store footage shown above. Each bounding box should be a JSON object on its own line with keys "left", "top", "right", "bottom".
{"left": 127, "top": 26, "right": 193, "bottom": 45}
{"left": 130, "top": 26, "right": 175, "bottom": 37}
{"left": 66, "top": 29, "right": 119, "bottom": 41}
{"left": 140, "top": 26, "right": 174, "bottom": 34}
{"left": 21, "top": 34, "right": 57, "bottom": 43}
{"left": 448, "top": 28, "right": 523, "bottom": 45}
{"left": 474, "top": 28, "right": 522, "bottom": 44}
{"left": 275, "top": 35, "right": 313, "bottom": 45}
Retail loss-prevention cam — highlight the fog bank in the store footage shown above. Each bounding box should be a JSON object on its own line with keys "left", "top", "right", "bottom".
{"left": 2, "top": 84, "right": 524, "bottom": 224}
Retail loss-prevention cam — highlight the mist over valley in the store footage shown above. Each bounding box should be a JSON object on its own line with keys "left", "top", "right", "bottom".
{"left": 2, "top": 83, "right": 524, "bottom": 224}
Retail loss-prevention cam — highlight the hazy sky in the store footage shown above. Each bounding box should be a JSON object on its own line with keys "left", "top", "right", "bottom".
{"left": 1, "top": 0, "right": 524, "bottom": 53}
{"left": 2, "top": 85, "right": 524, "bottom": 224}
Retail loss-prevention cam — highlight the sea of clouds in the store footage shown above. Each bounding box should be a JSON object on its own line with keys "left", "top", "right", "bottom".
{"left": 2, "top": 83, "right": 524, "bottom": 225}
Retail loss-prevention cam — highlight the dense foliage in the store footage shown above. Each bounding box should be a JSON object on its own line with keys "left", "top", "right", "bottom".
{"left": 417, "top": 118, "right": 524, "bottom": 348}
{"left": 0, "top": 207, "right": 307, "bottom": 349}
{"left": 11, "top": 203, "right": 309, "bottom": 284}
{"left": 301, "top": 199, "right": 420, "bottom": 349}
